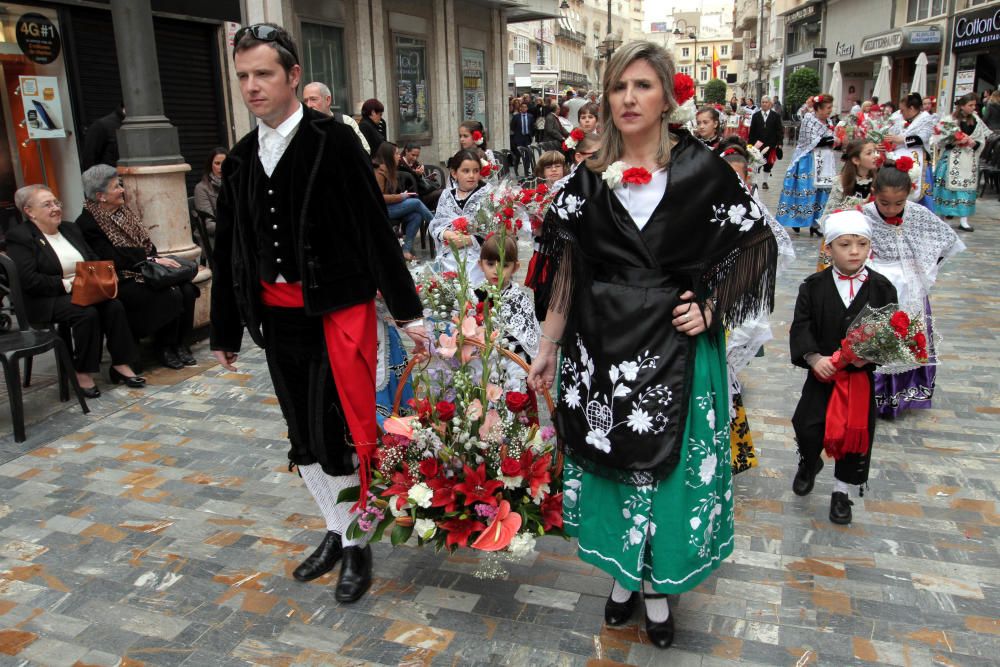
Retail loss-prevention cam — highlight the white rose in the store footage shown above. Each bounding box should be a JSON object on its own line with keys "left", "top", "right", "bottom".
{"left": 508, "top": 533, "right": 536, "bottom": 558}
{"left": 414, "top": 518, "right": 437, "bottom": 540}
{"left": 408, "top": 482, "right": 433, "bottom": 509}
{"left": 602, "top": 161, "right": 627, "bottom": 189}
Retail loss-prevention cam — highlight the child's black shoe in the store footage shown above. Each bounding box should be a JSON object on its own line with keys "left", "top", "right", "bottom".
{"left": 829, "top": 492, "right": 854, "bottom": 524}
{"left": 792, "top": 457, "right": 823, "bottom": 496}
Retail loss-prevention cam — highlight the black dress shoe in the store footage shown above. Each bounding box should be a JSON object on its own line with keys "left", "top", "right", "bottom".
{"left": 792, "top": 456, "right": 824, "bottom": 496}
{"left": 830, "top": 492, "right": 854, "bottom": 525}
{"left": 643, "top": 595, "right": 675, "bottom": 649}
{"left": 176, "top": 346, "right": 197, "bottom": 366}
{"left": 335, "top": 545, "right": 372, "bottom": 603}
{"left": 792, "top": 227, "right": 801, "bottom": 234}
{"left": 761, "top": 181, "right": 769, "bottom": 190}
{"left": 109, "top": 367, "right": 146, "bottom": 388}
{"left": 293, "top": 531, "right": 342, "bottom": 582}
{"left": 80, "top": 385, "right": 101, "bottom": 399}
{"left": 158, "top": 346, "right": 184, "bottom": 370}
{"left": 605, "top": 590, "right": 638, "bottom": 626}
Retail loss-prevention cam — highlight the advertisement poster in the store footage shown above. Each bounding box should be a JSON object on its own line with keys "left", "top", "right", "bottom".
{"left": 461, "top": 48, "right": 487, "bottom": 127}
{"left": 395, "top": 36, "right": 430, "bottom": 136}
{"left": 19, "top": 75, "right": 66, "bottom": 139}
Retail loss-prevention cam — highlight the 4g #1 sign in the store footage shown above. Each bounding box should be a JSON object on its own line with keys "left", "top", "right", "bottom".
{"left": 16, "top": 13, "right": 62, "bottom": 65}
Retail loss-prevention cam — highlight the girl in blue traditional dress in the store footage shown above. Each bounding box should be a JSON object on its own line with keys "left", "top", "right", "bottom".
{"left": 885, "top": 92, "right": 937, "bottom": 212}
{"left": 374, "top": 296, "right": 413, "bottom": 428}
{"left": 931, "top": 93, "right": 990, "bottom": 233}
{"left": 528, "top": 42, "right": 777, "bottom": 650}
{"left": 776, "top": 94, "right": 836, "bottom": 235}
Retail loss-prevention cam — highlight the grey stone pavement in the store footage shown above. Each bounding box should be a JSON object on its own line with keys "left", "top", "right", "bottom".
{"left": 0, "top": 154, "right": 998, "bottom": 666}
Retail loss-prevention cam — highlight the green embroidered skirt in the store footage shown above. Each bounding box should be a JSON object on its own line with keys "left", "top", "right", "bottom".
{"left": 562, "top": 330, "right": 734, "bottom": 593}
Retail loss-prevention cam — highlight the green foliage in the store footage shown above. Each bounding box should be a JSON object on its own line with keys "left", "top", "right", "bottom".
{"left": 786, "top": 68, "right": 821, "bottom": 117}
{"left": 704, "top": 78, "right": 728, "bottom": 105}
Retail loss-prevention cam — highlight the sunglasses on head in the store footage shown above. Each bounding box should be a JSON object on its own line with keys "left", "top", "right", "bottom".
{"left": 233, "top": 24, "right": 299, "bottom": 63}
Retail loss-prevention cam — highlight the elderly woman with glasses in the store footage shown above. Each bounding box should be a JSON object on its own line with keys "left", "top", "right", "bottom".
{"left": 76, "top": 164, "right": 200, "bottom": 370}
{"left": 5, "top": 184, "right": 144, "bottom": 396}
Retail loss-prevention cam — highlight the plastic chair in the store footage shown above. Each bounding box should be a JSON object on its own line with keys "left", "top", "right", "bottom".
{"left": 0, "top": 254, "right": 90, "bottom": 442}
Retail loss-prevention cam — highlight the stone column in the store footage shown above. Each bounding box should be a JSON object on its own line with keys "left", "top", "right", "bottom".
{"left": 109, "top": 0, "right": 210, "bottom": 326}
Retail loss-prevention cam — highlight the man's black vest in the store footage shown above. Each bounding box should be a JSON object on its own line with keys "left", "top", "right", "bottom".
{"left": 250, "top": 126, "right": 305, "bottom": 283}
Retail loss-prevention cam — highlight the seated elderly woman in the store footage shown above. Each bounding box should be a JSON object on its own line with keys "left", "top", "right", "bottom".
{"left": 5, "top": 184, "right": 145, "bottom": 397}
{"left": 76, "top": 164, "right": 200, "bottom": 370}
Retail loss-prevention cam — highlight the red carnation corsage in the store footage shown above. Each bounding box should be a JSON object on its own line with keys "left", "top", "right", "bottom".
{"left": 621, "top": 167, "right": 652, "bottom": 186}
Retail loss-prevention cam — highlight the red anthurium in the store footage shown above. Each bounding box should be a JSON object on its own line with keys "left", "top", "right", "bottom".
{"left": 471, "top": 500, "right": 522, "bottom": 551}
{"left": 540, "top": 492, "right": 564, "bottom": 531}
{"left": 454, "top": 463, "right": 503, "bottom": 507}
{"left": 438, "top": 517, "right": 487, "bottom": 548}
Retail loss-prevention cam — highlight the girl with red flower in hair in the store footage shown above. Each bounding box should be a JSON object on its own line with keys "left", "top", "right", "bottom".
{"left": 527, "top": 41, "right": 777, "bottom": 650}
{"left": 458, "top": 119, "right": 498, "bottom": 169}
{"left": 429, "top": 149, "right": 495, "bottom": 285}
{"left": 862, "top": 159, "right": 964, "bottom": 417}
{"left": 883, "top": 92, "right": 937, "bottom": 211}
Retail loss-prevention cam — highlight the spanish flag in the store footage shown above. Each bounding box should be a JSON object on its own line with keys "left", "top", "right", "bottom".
{"left": 712, "top": 46, "right": 720, "bottom": 79}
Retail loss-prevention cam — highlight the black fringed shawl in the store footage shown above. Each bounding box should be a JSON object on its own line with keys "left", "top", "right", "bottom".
{"left": 536, "top": 130, "right": 777, "bottom": 485}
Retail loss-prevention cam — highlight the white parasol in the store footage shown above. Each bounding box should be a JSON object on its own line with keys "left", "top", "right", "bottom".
{"left": 872, "top": 56, "right": 892, "bottom": 103}
{"left": 829, "top": 62, "right": 843, "bottom": 111}
{"left": 910, "top": 52, "right": 928, "bottom": 97}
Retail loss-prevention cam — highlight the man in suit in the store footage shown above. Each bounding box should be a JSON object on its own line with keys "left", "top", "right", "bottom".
{"left": 749, "top": 96, "right": 784, "bottom": 189}
{"left": 301, "top": 81, "right": 370, "bottom": 153}
{"left": 510, "top": 101, "right": 535, "bottom": 175}
{"left": 211, "top": 24, "right": 426, "bottom": 603}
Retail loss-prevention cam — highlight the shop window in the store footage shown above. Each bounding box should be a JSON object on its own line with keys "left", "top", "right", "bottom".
{"left": 461, "top": 48, "right": 487, "bottom": 127}
{"left": 906, "top": 0, "right": 945, "bottom": 21}
{"left": 393, "top": 34, "right": 431, "bottom": 138}
{"left": 300, "top": 23, "right": 349, "bottom": 113}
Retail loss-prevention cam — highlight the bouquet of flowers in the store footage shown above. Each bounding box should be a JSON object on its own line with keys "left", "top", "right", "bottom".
{"left": 829, "top": 304, "right": 936, "bottom": 375}
{"left": 860, "top": 114, "right": 894, "bottom": 145}
{"left": 472, "top": 178, "right": 557, "bottom": 238}
{"left": 932, "top": 118, "right": 973, "bottom": 149}
{"left": 415, "top": 268, "right": 465, "bottom": 335}
{"left": 341, "top": 228, "right": 563, "bottom": 574}
{"left": 745, "top": 144, "right": 766, "bottom": 170}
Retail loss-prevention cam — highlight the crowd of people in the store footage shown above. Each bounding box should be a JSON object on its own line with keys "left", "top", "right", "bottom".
{"left": 5, "top": 19, "right": 990, "bottom": 653}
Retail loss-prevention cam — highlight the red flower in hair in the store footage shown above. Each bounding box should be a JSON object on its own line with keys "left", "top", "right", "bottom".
{"left": 673, "top": 73, "right": 696, "bottom": 106}
{"left": 472, "top": 130, "right": 484, "bottom": 145}
{"left": 893, "top": 156, "right": 914, "bottom": 172}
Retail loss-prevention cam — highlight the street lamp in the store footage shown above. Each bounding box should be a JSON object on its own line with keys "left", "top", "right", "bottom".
{"left": 601, "top": 0, "right": 621, "bottom": 61}
{"left": 674, "top": 28, "right": 698, "bottom": 99}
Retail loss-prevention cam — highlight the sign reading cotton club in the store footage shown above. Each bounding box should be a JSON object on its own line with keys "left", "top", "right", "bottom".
{"left": 953, "top": 6, "right": 1000, "bottom": 51}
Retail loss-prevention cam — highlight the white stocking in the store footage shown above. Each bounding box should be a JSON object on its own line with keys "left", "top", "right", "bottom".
{"left": 643, "top": 581, "right": 670, "bottom": 622}
{"left": 298, "top": 464, "right": 367, "bottom": 545}
{"left": 610, "top": 579, "right": 633, "bottom": 603}
{"left": 833, "top": 479, "right": 849, "bottom": 496}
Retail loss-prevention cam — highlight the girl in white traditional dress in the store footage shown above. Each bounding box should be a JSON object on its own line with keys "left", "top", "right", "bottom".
{"left": 884, "top": 93, "right": 936, "bottom": 211}
{"left": 931, "top": 93, "right": 990, "bottom": 232}
{"left": 429, "top": 150, "right": 495, "bottom": 286}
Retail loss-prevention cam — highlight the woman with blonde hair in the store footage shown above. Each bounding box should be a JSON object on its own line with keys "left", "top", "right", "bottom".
{"left": 527, "top": 41, "right": 777, "bottom": 649}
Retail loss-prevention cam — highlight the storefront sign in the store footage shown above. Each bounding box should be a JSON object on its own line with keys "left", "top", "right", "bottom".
{"left": 18, "top": 76, "right": 66, "bottom": 139}
{"left": 860, "top": 30, "right": 903, "bottom": 56}
{"left": 786, "top": 4, "right": 817, "bottom": 23}
{"left": 953, "top": 6, "right": 1000, "bottom": 52}
{"left": 394, "top": 35, "right": 430, "bottom": 137}
{"left": 909, "top": 30, "right": 941, "bottom": 45}
{"left": 813, "top": 47, "right": 827, "bottom": 59}
{"left": 835, "top": 41, "right": 855, "bottom": 59}
{"left": 16, "top": 13, "right": 61, "bottom": 65}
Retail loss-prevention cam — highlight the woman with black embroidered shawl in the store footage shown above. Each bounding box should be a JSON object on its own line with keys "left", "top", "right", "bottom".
{"left": 527, "top": 42, "right": 777, "bottom": 649}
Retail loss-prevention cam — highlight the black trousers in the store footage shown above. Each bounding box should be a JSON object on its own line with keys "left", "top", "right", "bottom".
{"left": 792, "top": 373, "right": 875, "bottom": 485}
{"left": 50, "top": 295, "right": 137, "bottom": 373}
{"left": 117, "top": 280, "right": 199, "bottom": 347}
{"left": 262, "top": 306, "right": 355, "bottom": 476}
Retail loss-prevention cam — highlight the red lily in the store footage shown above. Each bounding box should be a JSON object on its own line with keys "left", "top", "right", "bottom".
{"left": 525, "top": 452, "right": 552, "bottom": 499}
{"left": 426, "top": 476, "right": 460, "bottom": 513}
{"left": 453, "top": 463, "right": 503, "bottom": 507}
{"left": 437, "top": 517, "right": 487, "bottom": 548}
{"left": 381, "top": 463, "right": 413, "bottom": 510}
{"left": 540, "top": 492, "right": 563, "bottom": 531}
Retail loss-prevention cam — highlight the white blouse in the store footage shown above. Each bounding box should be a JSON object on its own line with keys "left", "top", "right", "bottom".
{"left": 43, "top": 231, "right": 84, "bottom": 293}
{"left": 612, "top": 168, "right": 668, "bottom": 230}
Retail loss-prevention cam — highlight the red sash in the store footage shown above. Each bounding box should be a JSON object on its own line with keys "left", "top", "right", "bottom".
{"left": 819, "top": 345, "right": 870, "bottom": 459}
{"left": 261, "top": 281, "right": 376, "bottom": 508}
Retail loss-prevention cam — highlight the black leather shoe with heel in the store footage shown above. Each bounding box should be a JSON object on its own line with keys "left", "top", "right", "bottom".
{"left": 109, "top": 367, "right": 146, "bottom": 388}
{"left": 643, "top": 593, "right": 675, "bottom": 649}
{"left": 604, "top": 590, "right": 638, "bottom": 626}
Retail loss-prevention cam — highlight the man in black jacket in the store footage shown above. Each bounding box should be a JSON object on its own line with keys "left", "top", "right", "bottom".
{"left": 211, "top": 24, "right": 426, "bottom": 603}
{"left": 510, "top": 101, "right": 534, "bottom": 175}
{"left": 80, "top": 103, "right": 124, "bottom": 170}
{"left": 748, "top": 96, "right": 784, "bottom": 189}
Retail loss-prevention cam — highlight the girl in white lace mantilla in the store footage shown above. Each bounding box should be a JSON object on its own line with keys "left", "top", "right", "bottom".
{"left": 428, "top": 150, "right": 494, "bottom": 286}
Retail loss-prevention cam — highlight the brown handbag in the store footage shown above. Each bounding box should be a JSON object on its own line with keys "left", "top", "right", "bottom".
{"left": 70, "top": 260, "right": 119, "bottom": 306}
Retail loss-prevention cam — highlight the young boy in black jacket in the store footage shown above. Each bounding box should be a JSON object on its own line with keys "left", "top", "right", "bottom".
{"left": 789, "top": 210, "right": 898, "bottom": 525}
